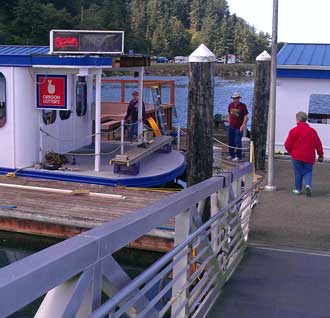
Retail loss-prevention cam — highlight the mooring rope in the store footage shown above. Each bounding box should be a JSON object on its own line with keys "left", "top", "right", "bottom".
{"left": 40, "top": 145, "right": 122, "bottom": 157}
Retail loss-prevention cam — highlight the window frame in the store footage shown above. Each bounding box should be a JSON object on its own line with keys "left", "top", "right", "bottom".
{"left": 308, "top": 93, "right": 330, "bottom": 124}
{"left": 0, "top": 72, "right": 7, "bottom": 128}
{"left": 42, "top": 110, "right": 57, "bottom": 125}
{"left": 76, "top": 77, "right": 87, "bottom": 117}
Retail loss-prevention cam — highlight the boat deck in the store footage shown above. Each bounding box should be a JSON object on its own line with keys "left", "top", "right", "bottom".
{"left": 0, "top": 176, "right": 175, "bottom": 251}
{"left": 0, "top": 140, "right": 185, "bottom": 188}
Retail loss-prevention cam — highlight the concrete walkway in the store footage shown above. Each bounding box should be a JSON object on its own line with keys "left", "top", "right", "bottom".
{"left": 208, "top": 158, "right": 330, "bottom": 317}
{"left": 250, "top": 159, "right": 330, "bottom": 250}
{"left": 208, "top": 246, "right": 330, "bottom": 318}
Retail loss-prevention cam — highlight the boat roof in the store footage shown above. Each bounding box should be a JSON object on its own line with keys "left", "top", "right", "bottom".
{"left": 0, "top": 45, "right": 50, "bottom": 55}
{"left": 277, "top": 43, "right": 330, "bottom": 78}
{"left": 278, "top": 43, "right": 330, "bottom": 68}
{"left": 0, "top": 45, "right": 113, "bottom": 68}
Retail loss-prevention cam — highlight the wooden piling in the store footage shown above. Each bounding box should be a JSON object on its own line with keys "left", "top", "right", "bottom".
{"left": 251, "top": 51, "right": 271, "bottom": 170}
{"left": 186, "top": 44, "right": 215, "bottom": 187}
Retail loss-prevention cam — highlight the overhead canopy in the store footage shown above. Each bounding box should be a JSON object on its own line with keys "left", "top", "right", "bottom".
{"left": 0, "top": 45, "right": 113, "bottom": 68}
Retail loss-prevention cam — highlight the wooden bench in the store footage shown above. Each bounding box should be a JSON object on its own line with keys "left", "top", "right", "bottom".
{"left": 101, "top": 120, "right": 121, "bottom": 140}
{"left": 110, "top": 135, "right": 173, "bottom": 175}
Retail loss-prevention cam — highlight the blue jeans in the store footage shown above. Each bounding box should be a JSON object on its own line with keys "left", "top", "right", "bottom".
{"left": 292, "top": 159, "right": 313, "bottom": 191}
{"left": 128, "top": 122, "right": 138, "bottom": 141}
{"left": 227, "top": 125, "right": 243, "bottom": 159}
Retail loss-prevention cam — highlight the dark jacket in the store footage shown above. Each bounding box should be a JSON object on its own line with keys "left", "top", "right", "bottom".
{"left": 124, "top": 99, "right": 146, "bottom": 123}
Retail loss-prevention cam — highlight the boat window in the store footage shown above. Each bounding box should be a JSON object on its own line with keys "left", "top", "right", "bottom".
{"left": 42, "top": 110, "right": 57, "bottom": 125}
{"left": 308, "top": 94, "right": 330, "bottom": 124}
{"left": 0, "top": 73, "right": 6, "bottom": 128}
{"left": 76, "top": 77, "right": 87, "bottom": 117}
{"left": 59, "top": 110, "right": 71, "bottom": 120}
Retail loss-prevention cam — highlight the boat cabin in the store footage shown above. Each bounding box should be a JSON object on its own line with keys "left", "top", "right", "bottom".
{"left": 0, "top": 36, "right": 184, "bottom": 187}
{"left": 276, "top": 43, "right": 330, "bottom": 158}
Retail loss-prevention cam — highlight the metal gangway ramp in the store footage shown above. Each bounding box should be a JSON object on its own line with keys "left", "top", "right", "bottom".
{"left": 0, "top": 163, "right": 258, "bottom": 318}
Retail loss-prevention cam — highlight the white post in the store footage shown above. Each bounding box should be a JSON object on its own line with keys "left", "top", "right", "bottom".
{"left": 87, "top": 74, "right": 93, "bottom": 124}
{"left": 94, "top": 70, "right": 102, "bottom": 172}
{"left": 39, "top": 111, "right": 43, "bottom": 164}
{"left": 265, "top": 0, "right": 279, "bottom": 191}
{"left": 171, "top": 209, "right": 191, "bottom": 318}
{"left": 120, "top": 119, "right": 124, "bottom": 154}
{"left": 35, "top": 278, "right": 92, "bottom": 318}
{"left": 138, "top": 67, "right": 144, "bottom": 145}
{"left": 250, "top": 141, "right": 254, "bottom": 163}
{"left": 177, "top": 125, "right": 180, "bottom": 151}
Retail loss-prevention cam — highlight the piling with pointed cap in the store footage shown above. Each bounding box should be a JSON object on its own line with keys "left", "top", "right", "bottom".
{"left": 251, "top": 50, "right": 271, "bottom": 170}
{"left": 186, "top": 44, "right": 216, "bottom": 189}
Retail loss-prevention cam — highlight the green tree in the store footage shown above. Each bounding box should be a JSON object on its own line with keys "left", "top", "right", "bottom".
{"left": 190, "top": 0, "right": 205, "bottom": 31}
{"left": 167, "top": 17, "right": 191, "bottom": 57}
{"left": 78, "top": 4, "right": 104, "bottom": 29}
{"left": 128, "top": 0, "right": 150, "bottom": 53}
{"left": 11, "top": 0, "right": 73, "bottom": 45}
{"left": 0, "top": 0, "right": 270, "bottom": 61}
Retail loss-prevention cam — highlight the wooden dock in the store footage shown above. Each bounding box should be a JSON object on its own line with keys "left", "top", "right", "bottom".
{"left": 0, "top": 176, "right": 175, "bottom": 252}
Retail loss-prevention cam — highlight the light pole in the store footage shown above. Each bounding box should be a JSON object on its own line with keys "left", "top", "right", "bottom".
{"left": 265, "top": 0, "right": 279, "bottom": 191}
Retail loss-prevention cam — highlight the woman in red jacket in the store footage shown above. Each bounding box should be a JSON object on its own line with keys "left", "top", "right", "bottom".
{"left": 284, "top": 111, "right": 324, "bottom": 196}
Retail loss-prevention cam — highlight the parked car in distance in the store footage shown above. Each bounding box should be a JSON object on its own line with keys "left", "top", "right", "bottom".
{"left": 156, "top": 56, "right": 169, "bottom": 63}
{"left": 216, "top": 58, "right": 225, "bottom": 64}
{"left": 174, "top": 56, "right": 188, "bottom": 64}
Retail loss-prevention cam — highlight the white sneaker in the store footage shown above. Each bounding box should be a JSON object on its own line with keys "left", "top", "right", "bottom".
{"left": 232, "top": 157, "right": 240, "bottom": 162}
{"left": 226, "top": 155, "right": 233, "bottom": 160}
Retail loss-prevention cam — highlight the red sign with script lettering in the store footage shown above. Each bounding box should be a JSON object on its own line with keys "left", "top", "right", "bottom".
{"left": 54, "top": 35, "right": 79, "bottom": 50}
{"left": 36, "top": 75, "right": 67, "bottom": 109}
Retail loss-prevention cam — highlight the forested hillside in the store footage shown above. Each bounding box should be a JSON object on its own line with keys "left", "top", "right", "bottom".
{"left": 0, "top": 0, "right": 270, "bottom": 62}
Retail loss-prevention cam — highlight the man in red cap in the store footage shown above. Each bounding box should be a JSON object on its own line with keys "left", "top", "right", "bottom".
{"left": 226, "top": 92, "right": 248, "bottom": 162}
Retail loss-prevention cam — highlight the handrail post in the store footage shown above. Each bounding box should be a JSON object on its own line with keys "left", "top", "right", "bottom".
{"left": 120, "top": 120, "right": 124, "bottom": 154}
{"left": 171, "top": 209, "right": 191, "bottom": 318}
{"left": 177, "top": 125, "right": 180, "bottom": 151}
{"left": 121, "top": 80, "right": 125, "bottom": 102}
{"left": 232, "top": 178, "right": 241, "bottom": 198}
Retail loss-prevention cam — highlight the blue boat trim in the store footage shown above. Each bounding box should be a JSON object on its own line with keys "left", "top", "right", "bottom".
{"left": 0, "top": 163, "right": 186, "bottom": 188}
{"left": 0, "top": 45, "right": 113, "bottom": 67}
{"left": 277, "top": 69, "right": 330, "bottom": 79}
{"left": 0, "top": 55, "right": 113, "bottom": 68}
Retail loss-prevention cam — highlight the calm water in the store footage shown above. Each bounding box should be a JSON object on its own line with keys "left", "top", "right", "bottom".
{"left": 102, "top": 75, "right": 254, "bottom": 128}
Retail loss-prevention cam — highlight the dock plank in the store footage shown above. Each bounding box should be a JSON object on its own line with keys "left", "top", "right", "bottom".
{"left": 0, "top": 176, "right": 175, "bottom": 250}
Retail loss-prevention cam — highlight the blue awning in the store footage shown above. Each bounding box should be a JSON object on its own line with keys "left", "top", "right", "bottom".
{"left": 0, "top": 45, "right": 113, "bottom": 68}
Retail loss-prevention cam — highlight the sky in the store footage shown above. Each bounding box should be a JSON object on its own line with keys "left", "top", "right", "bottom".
{"left": 226, "top": 0, "right": 330, "bottom": 43}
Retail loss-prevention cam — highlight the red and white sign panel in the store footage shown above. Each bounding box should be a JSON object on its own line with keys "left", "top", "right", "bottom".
{"left": 36, "top": 75, "right": 67, "bottom": 109}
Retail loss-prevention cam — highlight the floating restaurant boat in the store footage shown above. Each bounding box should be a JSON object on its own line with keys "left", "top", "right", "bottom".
{"left": 0, "top": 31, "right": 185, "bottom": 187}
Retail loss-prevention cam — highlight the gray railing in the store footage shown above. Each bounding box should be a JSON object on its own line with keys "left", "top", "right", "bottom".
{"left": 0, "top": 162, "right": 258, "bottom": 318}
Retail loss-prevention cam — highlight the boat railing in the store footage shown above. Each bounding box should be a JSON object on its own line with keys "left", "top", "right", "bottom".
{"left": 102, "top": 78, "right": 175, "bottom": 106}
{"left": 0, "top": 163, "right": 258, "bottom": 318}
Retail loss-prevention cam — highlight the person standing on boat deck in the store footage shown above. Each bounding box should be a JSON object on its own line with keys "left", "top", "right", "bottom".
{"left": 226, "top": 92, "right": 248, "bottom": 162}
{"left": 285, "top": 111, "right": 324, "bottom": 197}
{"left": 124, "top": 91, "right": 146, "bottom": 142}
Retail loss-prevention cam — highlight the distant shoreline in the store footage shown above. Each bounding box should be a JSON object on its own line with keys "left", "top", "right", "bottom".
{"left": 107, "top": 63, "right": 255, "bottom": 78}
